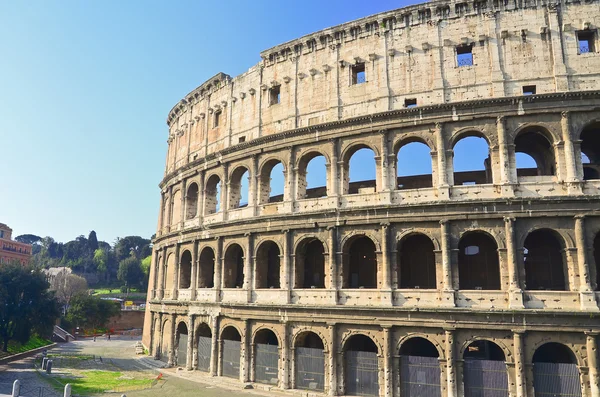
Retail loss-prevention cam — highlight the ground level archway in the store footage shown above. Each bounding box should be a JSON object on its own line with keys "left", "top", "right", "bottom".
{"left": 463, "top": 340, "right": 508, "bottom": 397}
{"left": 533, "top": 343, "right": 581, "bottom": 397}
{"left": 399, "top": 337, "right": 441, "bottom": 397}
{"left": 254, "top": 329, "right": 279, "bottom": 385}
{"left": 344, "top": 334, "right": 379, "bottom": 396}
{"left": 221, "top": 327, "right": 242, "bottom": 379}
{"left": 196, "top": 323, "right": 212, "bottom": 372}
{"left": 294, "top": 332, "right": 325, "bottom": 391}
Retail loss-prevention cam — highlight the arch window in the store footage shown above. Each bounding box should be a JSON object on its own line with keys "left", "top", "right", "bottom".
{"left": 196, "top": 323, "right": 212, "bottom": 372}
{"left": 185, "top": 183, "right": 199, "bottom": 219}
{"left": 345, "top": 146, "right": 377, "bottom": 194}
{"left": 223, "top": 244, "right": 244, "bottom": 288}
{"left": 295, "top": 238, "right": 325, "bottom": 289}
{"left": 297, "top": 153, "right": 327, "bottom": 199}
{"left": 229, "top": 167, "right": 250, "bottom": 209}
{"left": 463, "top": 340, "right": 508, "bottom": 397}
{"left": 179, "top": 250, "right": 192, "bottom": 289}
{"left": 221, "top": 326, "right": 242, "bottom": 379}
{"left": 398, "top": 234, "right": 436, "bottom": 289}
{"left": 176, "top": 322, "right": 188, "bottom": 367}
{"left": 344, "top": 236, "right": 377, "bottom": 289}
{"left": 205, "top": 175, "right": 222, "bottom": 214}
{"left": 259, "top": 160, "right": 285, "bottom": 204}
{"left": 396, "top": 141, "right": 433, "bottom": 189}
{"left": 458, "top": 232, "right": 501, "bottom": 290}
{"left": 254, "top": 329, "right": 279, "bottom": 385}
{"left": 523, "top": 230, "right": 567, "bottom": 291}
{"left": 198, "top": 247, "right": 215, "bottom": 288}
{"left": 453, "top": 135, "right": 492, "bottom": 185}
{"left": 255, "top": 241, "right": 280, "bottom": 289}
{"left": 580, "top": 122, "right": 600, "bottom": 180}
{"left": 514, "top": 128, "right": 556, "bottom": 178}
{"left": 399, "top": 337, "right": 440, "bottom": 397}
{"left": 532, "top": 343, "right": 581, "bottom": 397}
{"left": 295, "top": 332, "right": 325, "bottom": 391}
{"left": 344, "top": 335, "right": 379, "bottom": 396}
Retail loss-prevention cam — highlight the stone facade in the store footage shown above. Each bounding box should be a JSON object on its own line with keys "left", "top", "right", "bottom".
{"left": 0, "top": 223, "right": 31, "bottom": 266}
{"left": 144, "top": 0, "right": 600, "bottom": 396}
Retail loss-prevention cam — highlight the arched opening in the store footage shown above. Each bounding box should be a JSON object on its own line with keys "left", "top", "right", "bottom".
{"left": 229, "top": 167, "right": 250, "bottom": 208}
{"left": 259, "top": 159, "right": 285, "bottom": 204}
{"left": 533, "top": 343, "right": 581, "bottom": 397}
{"left": 594, "top": 233, "right": 600, "bottom": 290}
{"left": 254, "top": 329, "right": 279, "bottom": 385}
{"left": 171, "top": 190, "right": 182, "bottom": 225}
{"left": 524, "top": 229, "right": 567, "bottom": 291}
{"left": 452, "top": 135, "right": 492, "bottom": 185}
{"left": 458, "top": 232, "right": 501, "bottom": 290}
{"left": 198, "top": 247, "right": 215, "bottom": 288}
{"left": 344, "top": 236, "right": 377, "bottom": 289}
{"left": 165, "top": 254, "right": 175, "bottom": 292}
{"left": 580, "top": 122, "right": 600, "bottom": 180}
{"left": 295, "top": 332, "right": 325, "bottom": 391}
{"left": 179, "top": 250, "right": 192, "bottom": 289}
{"left": 399, "top": 337, "right": 441, "bottom": 397}
{"left": 295, "top": 238, "right": 325, "bottom": 289}
{"left": 196, "top": 323, "right": 212, "bottom": 372}
{"left": 396, "top": 141, "right": 433, "bottom": 189}
{"left": 463, "top": 340, "right": 508, "bottom": 397}
{"left": 185, "top": 183, "right": 199, "bottom": 219}
{"left": 344, "top": 335, "right": 379, "bottom": 396}
{"left": 223, "top": 244, "right": 244, "bottom": 288}
{"left": 298, "top": 153, "right": 328, "bottom": 199}
{"left": 515, "top": 128, "right": 556, "bottom": 178}
{"left": 398, "top": 234, "right": 436, "bottom": 289}
{"left": 176, "top": 322, "right": 188, "bottom": 367}
{"left": 255, "top": 241, "right": 280, "bottom": 289}
{"left": 205, "top": 175, "right": 222, "bottom": 214}
{"left": 345, "top": 146, "right": 377, "bottom": 194}
{"left": 221, "top": 326, "right": 242, "bottom": 379}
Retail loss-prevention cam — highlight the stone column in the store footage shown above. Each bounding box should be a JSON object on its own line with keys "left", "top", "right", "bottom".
{"left": 496, "top": 116, "right": 512, "bottom": 185}
{"left": 328, "top": 324, "right": 337, "bottom": 396}
{"left": 379, "top": 130, "right": 391, "bottom": 192}
{"left": 562, "top": 111, "right": 579, "bottom": 183}
{"left": 383, "top": 326, "right": 392, "bottom": 397}
{"left": 186, "top": 315, "right": 195, "bottom": 370}
{"left": 381, "top": 223, "right": 392, "bottom": 306}
{"left": 157, "top": 248, "right": 166, "bottom": 300}
{"left": 434, "top": 123, "right": 450, "bottom": 196}
{"left": 215, "top": 237, "right": 223, "bottom": 302}
{"left": 249, "top": 342, "right": 256, "bottom": 382}
{"left": 440, "top": 220, "right": 455, "bottom": 306}
{"left": 330, "top": 139, "right": 340, "bottom": 198}
{"left": 513, "top": 331, "right": 526, "bottom": 397}
{"left": 587, "top": 332, "right": 600, "bottom": 397}
{"left": 168, "top": 313, "right": 176, "bottom": 367}
{"left": 281, "top": 323, "right": 290, "bottom": 389}
{"left": 172, "top": 244, "right": 180, "bottom": 299}
{"left": 286, "top": 150, "right": 296, "bottom": 209}
{"left": 575, "top": 216, "right": 598, "bottom": 310}
{"left": 282, "top": 230, "right": 291, "bottom": 303}
{"left": 547, "top": 6, "right": 569, "bottom": 91}
{"left": 180, "top": 179, "right": 187, "bottom": 228}
{"left": 242, "top": 319, "right": 251, "bottom": 382}
{"left": 445, "top": 330, "right": 457, "bottom": 397}
{"left": 190, "top": 241, "right": 198, "bottom": 300}
{"left": 244, "top": 233, "right": 253, "bottom": 303}
{"left": 327, "top": 226, "right": 338, "bottom": 304}
{"left": 210, "top": 316, "right": 219, "bottom": 376}
{"left": 250, "top": 155, "right": 259, "bottom": 215}
{"left": 505, "top": 217, "right": 524, "bottom": 308}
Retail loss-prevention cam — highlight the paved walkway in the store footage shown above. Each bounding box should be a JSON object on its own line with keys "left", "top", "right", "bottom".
{"left": 0, "top": 355, "right": 59, "bottom": 397}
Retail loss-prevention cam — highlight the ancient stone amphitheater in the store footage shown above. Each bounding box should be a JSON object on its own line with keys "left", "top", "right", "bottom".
{"left": 142, "top": 0, "right": 600, "bottom": 395}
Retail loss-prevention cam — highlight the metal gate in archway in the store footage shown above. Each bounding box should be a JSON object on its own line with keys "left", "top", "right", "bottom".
{"left": 400, "top": 356, "right": 441, "bottom": 397}
{"left": 463, "top": 359, "right": 508, "bottom": 397}
{"left": 177, "top": 334, "right": 188, "bottom": 367}
{"left": 197, "top": 335, "right": 211, "bottom": 372}
{"left": 222, "top": 339, "right": 241, "bottom": 378}
{"left": 255, "top": 343, "right": 279, "bottom": 385}
{"left": 295, "top": 347, "right": 325, "bottom": 391}
{"left": 345, "top": 350, "right": 379, "bottom": 396}
{"left": 533, "top": 363, "right": 582, "bottom": 397}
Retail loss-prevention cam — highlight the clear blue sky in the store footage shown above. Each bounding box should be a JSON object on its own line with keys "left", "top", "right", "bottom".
{"left": 0, "top": 0, "right": 535, "bottom": 244}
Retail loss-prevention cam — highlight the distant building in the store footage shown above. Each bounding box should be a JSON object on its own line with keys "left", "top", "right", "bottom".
{"left": 0, "top": 223, "right": 32, "bottom": 266}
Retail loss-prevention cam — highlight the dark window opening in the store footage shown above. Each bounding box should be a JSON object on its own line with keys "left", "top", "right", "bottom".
{"left": 269, "top": 86, "right": 281, "bottom": 105}
{"left": 464, "top": 340, "right": 505, "bottom": 361}
{"left": 456, "top": 44, "right": 474, "bottom": 67}
{"left": 577, "top": 30, "right": 596, "bottom": 54}
{"left": 239, "top": 136, "right": 246, "bottom": 143}
{"left": 345, "top": 335, "right": 378, "bottom": 353}
{"left": 255, "top": 241, "right": 281, "bottom": 289}
{"left": 399, "top": 337, "right": 439, "bottom": 358}
{"left": 515, "top": 129, "right": 555, "bottom": 177}
{"left": 185, "top": 183, "right": 199, "bottom": 219}
{"left": 458, "top": 233, "right": 501, "bottom": 290}
{"left": 204, "top": 175, "right": 221, "bottom": 214}
{"left": 523, "top": 85, "right": 537, "bottom": 95}
{"left": 213, "top": 110, "right": 221, "bottom": 127}
{"left": 398, "top": 234, "right": 436, "bottom": 289}
{"left": 295, "top": 239, "right": 325, "bottom": 288}
{"left": 296, "top": 332, "right": 324, "bottom": 349}
{"left": 345, "top": 236, "right": 377, "bottom": 289}
{"left": 524, "top": 230, "right": 566, "bottom": 291}
{"left": 229, "top": 167, "right": 250, "bottom": 209}
{"left": 405, "top": 98, "right": 417, "bottom": 108}
{"left": 580, "top": 122, "right": 600, "bottom": 180}
{"left": 222, "top": 326, "right": 241, "bottom": 341}
{"left": 223, "top": 244, "right": 244, "bottom": 288}
{"left": 533, "top": 343, "right": 577, "bottom": 364}
{"left": 351, "top": 63, "right": 366, "bottom": 85}
{"left": 179, "top": 250, "right": 192, "bottom": 289}
{"left": 198, "top": 247, "right": 215, "bottom": 288}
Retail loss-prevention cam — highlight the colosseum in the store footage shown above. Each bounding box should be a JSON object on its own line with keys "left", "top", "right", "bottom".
{"left": 143, "top": 0, "right": 600, "bottom": 395}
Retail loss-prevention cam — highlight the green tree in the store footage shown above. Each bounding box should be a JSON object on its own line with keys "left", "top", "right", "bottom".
{"left": 14, "top": 234, "right": 42, "bottom": 245}
{"left": 114, "top": 236, "right": 151, "bottom": 261}
{"left": 88, "top": 231, "right": 99, "bottom": 252}
{"left": 93, "top": 248, "right": 108, "bottom": 275}
{"left": 117, "top": 257, "right": 144, "bottom": 290}
{"left": 0, "top": 263, "right": 60, "bottom": 351}
{"left": 66, "top": 294, "right": 120, "bottom": 331}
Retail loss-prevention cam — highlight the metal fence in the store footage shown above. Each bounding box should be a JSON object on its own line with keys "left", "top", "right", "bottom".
{"left": 533, "top": 362, "right": 582, "bottom": 397}
{"left": 463, "top": 359, "right": 508, "bottom": 397}
{"left": 400, "top": 356, "right": 441, "bottom": 397}
{"left": 345, "top": 350, "right": 379, "bottom": 396}
{"left": 197, "top": 336, "right": 211, "bottom": 372}
{"left": 255, "top": 343, "right": 279, "bottom": 385}
{"left": 177, "top": 334, "right": 188, "bottom": 367}
{"left": 222, "top": 340, "right": 241, "bottom": 379}
{"left": 295, "top": 347, "right": 325, "bottom": 391}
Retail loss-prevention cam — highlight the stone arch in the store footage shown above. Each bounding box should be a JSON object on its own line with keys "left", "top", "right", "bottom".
{"left": 396, "top": 229, "right": 441, "bottom": 251}
{"left": 341, "top": 234, "right": 379, "bottom": 289}
{"left": 185, "top": 182, "right": 199, "bottom": 219}
{"left": 292, "top": 327, "right": 329, "bottom": 353}
{"left": 254, "top": 239, "right": 281, "bottom": 289}
{"left": 179, "top": 250, "right": 192, "bottom": 289}
{"left": 578, "top": 120, "right": 600, "bottom": 180}
{"left": 530, "top": 340, "right": 583, "bottom": 366}
{"left": 340, "top": 330, "right": 383, "bottom": 356}
{"left": 457, "top": 230, "right": 501, "bottom": 290}
{"left": 297, "top": 150, "right": 328, "bottom": 199}
{"left": 220, "top": 322, "right": 244, "bottom": 338}
{"left": 194, "top": 321, "right": 212, "bottom": 341}
{"left": 204, "top": 173, "right": 222, "bottom": 214}
{"left": 451, "top": 129, "right": 493, "bottom": 185}
{"left": 395, "top": 137, "right": 434, "bottom": 190}
{"left": 294, "top": 236, "right": 326, "bottom": 289}
{"left": 449, "top": 127, "right": 494, "bottom": 148}
{"left": 341, "top": 141, "right": 381, "bottom": 163}
{"left": 513, "top": 125, "right": 557, "bottom": 177}
{"left": 340, "top": 230, "right": 382, "bottom": 253}
{"left": 397, "top": 334, "right": 445, "bottom": 359}
{"left": 251, "top": 325, "right": 282, "bottom": 346}
{"left": 393, "top": 135, "right": 434, "bottom": 154}
{"left": 223, "top": 243, "right": 245, "bottom": 288}
{"left": 397, "top": 232, "right": 437, "bottom": 289}
{"left": 458, "top": 336, "right": 513, "bottom": 363}
{"left": 341, "top": 142, "right": 380, "bottom": 195}
{"left": 293, "top": 233, "right": 330, "bottom": 254}
{"left": 259, "top": 157, "right": 286, "bottom": 204}
{"left": 229, "top": 165, "right": 250, "bottom": 209}
{"left": 521, "top": 228, "right": 569, "bottom": 291}
{"left": 198, "top": 246, "right": 215, "bottom": 288}
{"left": 518, "top": 226, "right": 575, "bottom": 250}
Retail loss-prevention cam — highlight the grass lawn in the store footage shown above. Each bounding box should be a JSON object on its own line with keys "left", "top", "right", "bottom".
{"left": 57, "top": 370, "right": 154, "bottom": 395}
{"left": 0, "top": 335, "right": 52, "bottom": 358}
{"left": 90, "top": 288, "right": 146, "bottom": 298}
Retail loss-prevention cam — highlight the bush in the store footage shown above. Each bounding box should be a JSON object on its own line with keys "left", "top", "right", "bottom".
{"left": 120, "top": 285, "right": 128, "bottom": 293}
